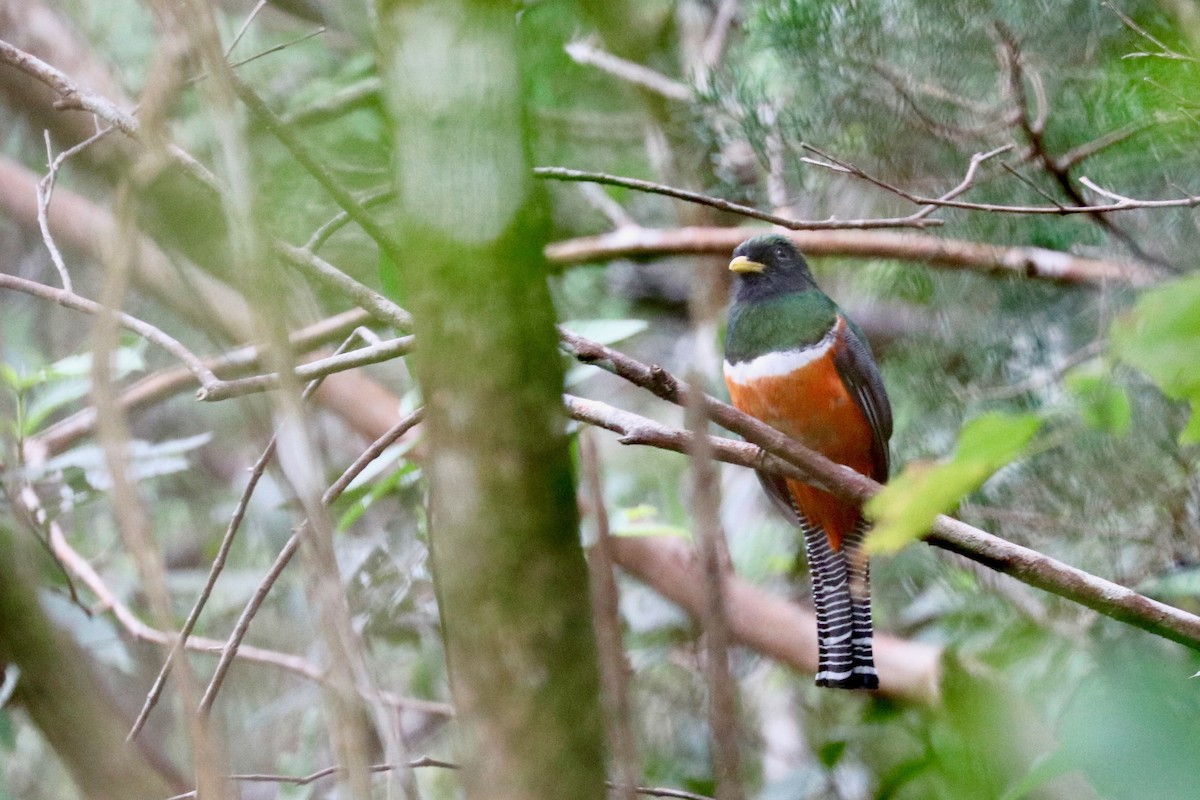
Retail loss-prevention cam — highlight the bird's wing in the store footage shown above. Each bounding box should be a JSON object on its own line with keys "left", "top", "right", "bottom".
{"left": 832, "top": 317, "right": 892, "bottom": 482}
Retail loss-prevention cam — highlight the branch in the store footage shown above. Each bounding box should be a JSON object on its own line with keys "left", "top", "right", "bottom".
{"left": 534, "top": 167, "right": 946, "bottom": 230}
{"left": 544, "top": 225, "right": 1158, "bottom": 285}
{"left": 166, "top": 756, "right": 714, "bottom": 800}
{"left": 25, "top": 486, "right": 448, "bottom": 716}
{"left": 196, "top": 407, "right": 426, "bottom": 715}
{"left": 802, "top": 141, "right": 1200, "bottom": 217}
{"left": 28, "top": 309, "right": 373, "bottom": 458}
{"left": 564, "top": 39, "right": 693, "bottom": 102}
{"left": 0, "top": 38, "right": 139, "bottom": 136}
{"left": 196, "top": 334, "right": 414, "bottom": 401}
{"left": 0, "top": 272, "right": 220, "bottom": 392}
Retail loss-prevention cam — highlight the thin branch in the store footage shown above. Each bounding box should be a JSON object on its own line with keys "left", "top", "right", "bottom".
{"left": 543, "top": 225, "right": 1158, "bottom": 285}
{"left": 278, "top": 243, "right": 414, "bottom": 330}
{"left": 28, "top": 309, "right": 373, "bottom": 458}
{"left": 1105, "top": 1, "right": 1200, "bottom": 63}
{"left": 801, "top": 142, "right": 1200, "bottom": 217}
{"left": 535, "top": 167, "right": 945, "bottom": 230}
{"left": 564, "top": 39, "right": 693, "bottom": 102}
{"left": 224, "top": 0, "right": 269, "bottom": 56}
{"left": 227, "top": 73, "right": 405, "bottom": 264}
{"left": 580, "top": 433, "right": 640, "bottom": 800}
{"left": 197, "top": 407, "right": 425, "bottom": 715}
{"left": 304, "top": 188, "right": 396, "bottom": 252}
{"left": 129, "top": 327, "right": 381, "bottom": 740}
{"left": 0, "top": 272, "right": 220, "bottom": 392}
{"left": 0, "top": 38, "right": 140, "bottom": 136}
{"left": 166, "top": 756, "right": 713, "bottom": 800}
{"left": 33, "top": 493, "right": 448, "bottom": 715}
{"left": 685, "top": 381, "right": 744, "bottom": 800}
{"left": 196, "top": 334, "right": 414, "bottom": 401}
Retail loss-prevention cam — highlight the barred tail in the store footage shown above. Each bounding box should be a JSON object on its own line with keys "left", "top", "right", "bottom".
{"left": 802, "top": 519, "right": 878, "bottom": 690}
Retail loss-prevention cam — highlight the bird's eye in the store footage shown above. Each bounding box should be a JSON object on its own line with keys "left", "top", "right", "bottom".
{"left": 774, "top": 246, "right": 785, "bottom": 258}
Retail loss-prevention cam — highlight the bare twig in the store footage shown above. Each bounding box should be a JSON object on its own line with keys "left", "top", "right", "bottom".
{"left": 36, "top": 127, "right": 120, "bottom": 292}
{"left": 197, "top": 407, "right": 425, "bottom": 715}
{"left": 685, "top": 380, "right": 743, "bottom": 800}
{"left": 802, "top": 142, "right": 1200, "bottom": 217}
{"left": 196, "top": 334, "right": 414, "bottom": 401}
{"left": 580, "top": 433, "right": 640, "bottom": 800}
{"left": 0, "top": 38, "right": 140, "bottom": 136}
{"left": 129, "top": 326, "right": 383, "bottom": 740}
{"left": 1105, "top": 1, "right": 1200, "bottom": 63}
{"left": 0, "top": 272, "right": 220, "bottom": 392}
{"left": 165, "top": 756, "right": 713, "bottom": 800}
{"left": 564, "top": 39, "right": 693, "bottom": 102}
{"left": 29, "top": 309, "right": 374, "bottom": 458}
{"left": 304, "top": 187, "right": 396, "bottom": 252}
{"left": 227, "top": 73, "right": 405, "bottom": 264}
{"left": 535, "top": 167, "right": 945, "bottom": 230}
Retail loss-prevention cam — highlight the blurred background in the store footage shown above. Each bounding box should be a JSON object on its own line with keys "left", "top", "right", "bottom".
{"left": 1, "top": 1, "right": 1199, "bottom": 798}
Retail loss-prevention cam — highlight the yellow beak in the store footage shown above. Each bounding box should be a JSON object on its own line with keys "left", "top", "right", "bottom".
{"left": 729, "top": 255, "right": 765, "bottom": 274}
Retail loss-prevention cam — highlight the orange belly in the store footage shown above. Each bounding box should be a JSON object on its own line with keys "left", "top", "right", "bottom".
{"left": 725, "top": 347, "right": 874, "bottom": 550}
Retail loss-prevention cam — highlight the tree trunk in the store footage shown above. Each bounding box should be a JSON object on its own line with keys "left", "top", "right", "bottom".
{"left": 0, "top": 527, "right": 183, "bottom": 800}
{"left": 375, "top": 2, "right": 607, "bottom": 799}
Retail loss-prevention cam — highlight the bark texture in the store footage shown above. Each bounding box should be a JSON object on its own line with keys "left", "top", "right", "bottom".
{"left": 376, "top": 2, "right": 606, "bottom": 798}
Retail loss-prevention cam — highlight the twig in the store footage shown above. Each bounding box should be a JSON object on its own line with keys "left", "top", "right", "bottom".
{"left": 29, "top": 309, "right": 373, "bottom": 458}
{"left": 165, "top": 756, "right": 713, "bottom": 800}
{"left": 542, "top": 225, "right": 1159, "bottom": 285}
{"left": 197, "top": 407, "right": 425, "bottom": 715}
{"left": 129, "top": 327, "right": 381, "bottom": 739}
{"left": 580, "top": 433, "right": 640, "bottom": 800}
{"left": 1105, "top": 1, "right": 1200, "bottom": 63}
{"left": 0, "top": 272, "right": 220, "bottom": 393}
{"left": 278, "top": 243, "right": 414, "bottom": 330}
{"left": 0, "top": 39, "right": 140, "bottom": 136}
{"left": 564, "top": 39, "right": 693, "bottom": 102}
{"left": 995, "top": 24, "right": 1174, "bottom": 270}
{"left": 801, "top": 141, "right": 1200, "bottom": 216}
{"left": 304, "top": 188, "right": 396, "bottom": 252}
{"left": 196, "top": 334, "right": 414, "bottom": 401}
{"left": 36, "top": 127, "right": 120, "bottom": 292}
{"left": 685, "top": 379, "right": 744, "bottom": 800}
{"left": 224, "top": 0, "right": 268, "bottom": 56}
{"left": 535, "top": 167, "right": 945, "bottom": 230}
{"left": 32, "top": 492, "right": 447, "bottom": 714}
{"left": 228, "top": 73, "right": 405, "bottom": 264}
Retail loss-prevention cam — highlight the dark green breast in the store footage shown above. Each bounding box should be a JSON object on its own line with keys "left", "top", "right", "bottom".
{"left": 725, "top": 290, "right": 839, "bottom": 364}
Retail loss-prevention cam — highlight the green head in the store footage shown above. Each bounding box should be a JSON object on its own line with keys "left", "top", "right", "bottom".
{"left": 728, "top": 234, "right": 818, "bottom": 304}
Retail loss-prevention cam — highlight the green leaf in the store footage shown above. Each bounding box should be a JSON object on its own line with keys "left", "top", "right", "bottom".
{"left": 865, "top": 412, "right": 1042, "bottom": 554}
{"left": 1110, "top": 274, "right": 1200, "bottom": 444}
{"left": 1064, "top": 363, "right": 1131, "bottom": 436}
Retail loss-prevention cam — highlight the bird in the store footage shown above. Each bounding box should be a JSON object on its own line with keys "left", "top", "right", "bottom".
{"left": 723, "top": 233, "right": 892, "bottom": 690}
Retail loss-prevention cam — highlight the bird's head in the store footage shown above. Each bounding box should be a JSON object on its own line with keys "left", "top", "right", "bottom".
{"left": 728, "top": 234, "right": 817, "bottom": 302}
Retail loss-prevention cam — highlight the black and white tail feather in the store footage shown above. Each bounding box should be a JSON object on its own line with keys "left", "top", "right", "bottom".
{"left": 799, "top": 514, "right": 877, "bottom": 689}
{"left": 758, "top": 474, "right": 879, "bottom": 690}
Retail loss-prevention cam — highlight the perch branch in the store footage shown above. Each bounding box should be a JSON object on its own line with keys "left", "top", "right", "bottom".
{"left": 544, "top": 225, "right": 1157, "bottom": 285}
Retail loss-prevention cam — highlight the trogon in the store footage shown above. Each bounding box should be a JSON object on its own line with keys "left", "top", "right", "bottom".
{"left": 723, "top": 234, "right": 892, "bottom": 690}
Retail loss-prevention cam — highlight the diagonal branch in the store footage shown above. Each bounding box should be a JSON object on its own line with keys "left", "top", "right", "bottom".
{"left": 559, "top": 328, "right": 1200, "bottom": 651}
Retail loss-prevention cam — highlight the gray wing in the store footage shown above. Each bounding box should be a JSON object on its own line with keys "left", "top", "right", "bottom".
{"left": 832, "top": 317, "right": 892, "bottom": 482}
